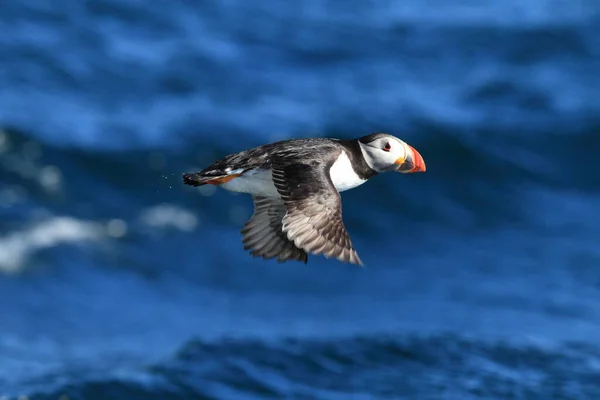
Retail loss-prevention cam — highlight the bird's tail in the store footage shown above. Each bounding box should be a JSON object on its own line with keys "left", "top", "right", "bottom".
{"left": 182, "top": 171, "right": 241, "bottom": 186}
{"left": 182, "top": 172, "right": 214, "bottom": 186}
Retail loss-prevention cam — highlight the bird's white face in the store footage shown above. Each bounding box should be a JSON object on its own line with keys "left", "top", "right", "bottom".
{"left": 358, "top": 134, "right": 426, "bottom": 174}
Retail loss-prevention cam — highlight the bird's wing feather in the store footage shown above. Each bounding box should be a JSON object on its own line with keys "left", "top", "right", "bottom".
{"left": 271, "top": 160, "right": 363, "bottom": 266}
{"left": 241, "top": 196, "right": 308, "bottom": 263}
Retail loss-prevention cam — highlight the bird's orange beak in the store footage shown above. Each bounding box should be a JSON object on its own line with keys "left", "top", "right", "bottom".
{"left": 395, "top": 144, "right": 426, "bottom": 173}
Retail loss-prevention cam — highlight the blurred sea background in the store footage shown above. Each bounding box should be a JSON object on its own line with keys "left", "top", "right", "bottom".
{"left": 1, "top": 1, "right": 600, "bottom": 399}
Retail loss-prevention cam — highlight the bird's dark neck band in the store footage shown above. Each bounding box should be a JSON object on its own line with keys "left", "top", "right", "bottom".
{"left": 338, "top": 140, "right": 378, "bottom": 180}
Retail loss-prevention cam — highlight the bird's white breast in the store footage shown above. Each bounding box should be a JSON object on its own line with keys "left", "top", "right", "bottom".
{"left": 329, "top": 151, "right": 366, "bottom": 192}
{"left": 221, "top": 151, "right": 365, "bottom": 197}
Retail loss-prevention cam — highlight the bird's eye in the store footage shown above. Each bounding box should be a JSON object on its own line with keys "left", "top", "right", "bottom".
{"left": 383, "top": 142, "right": 391, "bottom": 152}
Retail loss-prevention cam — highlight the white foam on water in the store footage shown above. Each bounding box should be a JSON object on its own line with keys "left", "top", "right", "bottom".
{"left": 0, "top": 217, "right": 103, "bottom": 274}
{"left": 139, "top": 203, "right": 198, "bottom": 232}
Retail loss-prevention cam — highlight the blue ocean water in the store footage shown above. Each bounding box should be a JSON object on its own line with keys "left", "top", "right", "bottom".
{"left": 1, "top": 0, "right": 600, "bottom": 398}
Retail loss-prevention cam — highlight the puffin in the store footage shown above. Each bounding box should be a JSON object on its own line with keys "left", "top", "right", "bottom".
{"left": 183, "top": 133, "right": 426, "bottom": 266}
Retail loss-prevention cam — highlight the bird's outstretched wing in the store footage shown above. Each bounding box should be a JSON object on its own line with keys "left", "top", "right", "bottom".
{"left": 271, "top": 161, "right": 363, "bottom": 266}
{"left": 241, "top": 196, "right": 308, "bottom": 263}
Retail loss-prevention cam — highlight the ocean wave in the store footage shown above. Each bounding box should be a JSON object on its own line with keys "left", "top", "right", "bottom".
{"left": 1, "top": 2, "right": 598, "bottom": 149}
{"left": 26, "top": 335, "right": 600, "bottom": 400}
{"left": 2, "top": 2, "right": 600, "bottom": 400}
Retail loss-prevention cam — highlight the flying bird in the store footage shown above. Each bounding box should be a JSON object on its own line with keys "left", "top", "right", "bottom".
{"left": 183, "top": 133, "right": 426, "bottom": 266}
